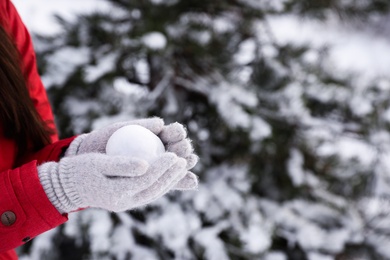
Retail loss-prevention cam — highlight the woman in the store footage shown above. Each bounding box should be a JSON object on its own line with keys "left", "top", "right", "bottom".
{"left": 0, "top": 1, "right": 198, "bottom": 259}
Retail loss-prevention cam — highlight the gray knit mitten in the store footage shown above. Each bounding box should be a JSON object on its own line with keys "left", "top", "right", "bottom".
{"left": 66, "top": 117, "right": 198, "bottom": 190}
{"left": 38, "top": 153, "right": 187, "bottom": 213}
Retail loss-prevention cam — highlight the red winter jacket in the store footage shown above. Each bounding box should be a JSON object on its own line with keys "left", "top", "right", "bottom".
{"left": 0, "top": 1, "right": 76, "bottom": 258}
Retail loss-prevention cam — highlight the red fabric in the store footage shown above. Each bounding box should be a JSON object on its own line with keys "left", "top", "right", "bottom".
{"left": 0, "top": 137, "right": 77, "bottom": 255}
{"left": 0, "top": 0, "right": 77, "bottom": 258}
{"left": 0, "top": 250, "right": 17, "bottom": 260}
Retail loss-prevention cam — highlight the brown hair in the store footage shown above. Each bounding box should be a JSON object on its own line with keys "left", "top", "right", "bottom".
{"left": 0, "top": 25, "right": 53, "bottom": 157}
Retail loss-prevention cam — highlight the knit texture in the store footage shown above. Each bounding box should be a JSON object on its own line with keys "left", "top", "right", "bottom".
{"left": 38, "top": 162, "right": 77, "bottom": 214}
{"left": 64, "top": 134, "right": 88, "bottom": 157}
{"left": 64, "top": 118, "right": 199, "bottom": 190}
{"left": 38, "top": 152, "right": 188, "bottom": 213}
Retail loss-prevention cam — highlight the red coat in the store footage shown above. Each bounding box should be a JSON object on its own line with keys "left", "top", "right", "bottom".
{"left": 0, "top": 0, "right": 76, "bottom": 258}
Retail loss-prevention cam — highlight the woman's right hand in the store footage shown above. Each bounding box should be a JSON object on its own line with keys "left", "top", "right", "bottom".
{"left": 38, "top": 152, "right": 188, "bottom": 213}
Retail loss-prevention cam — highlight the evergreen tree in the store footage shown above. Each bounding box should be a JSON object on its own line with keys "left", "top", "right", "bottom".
{"left": 20, "top": 0, "right": 390, "bottom": 259}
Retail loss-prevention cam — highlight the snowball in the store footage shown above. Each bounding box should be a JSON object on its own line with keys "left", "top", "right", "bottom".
{"left": 106, "top": 125, "right": 165, "bottom": 162}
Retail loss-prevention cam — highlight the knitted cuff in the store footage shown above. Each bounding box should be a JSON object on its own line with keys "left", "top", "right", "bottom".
{"left": 64, "top": 134, "right": 89, "bottom": 157}
{"left": 37, "top": 161, "right": 82, "bottom": 213}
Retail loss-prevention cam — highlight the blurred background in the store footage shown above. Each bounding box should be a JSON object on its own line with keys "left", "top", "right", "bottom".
{"left": 12, "top": 0, "right": 390, "bottom": 259}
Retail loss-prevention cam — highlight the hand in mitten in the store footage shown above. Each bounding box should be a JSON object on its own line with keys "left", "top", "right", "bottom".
{"left": 38, "top": 153, "right": 187, "bottom": 213}
{"left": 65, "top": 117, "right": 198, "bottom": 190}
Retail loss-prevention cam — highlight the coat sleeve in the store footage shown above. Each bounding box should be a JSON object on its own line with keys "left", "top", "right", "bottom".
{"left": 0, "top": 0, "right": 79, "bottom": 253}
{"left": 0, "top": 137, "right": 76, "bottom": 253}
{"left": 3, "top": 0, "right": 58, "bottom": 142}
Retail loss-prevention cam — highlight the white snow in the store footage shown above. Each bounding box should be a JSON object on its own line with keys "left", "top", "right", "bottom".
{"left": 241, "top": 210, "right": 271, "bottom": 254}
{"left": 307, "top": 252, "right": 333, "bottom": 260}
{"left": 142, "top": 32, "right": 167, "bottom": 50}
{"left": 145, "top": 203, "right": 201, "bottom": 252}
{"left": 296, "top": 223, "right": 325, "bottom": 250}
{"left": 110, "top": 225, "right": 135, "bottom": 260}
{"left": 85, "top": 210, "right": 113, "bottom": 255}
{"left": 238, "top": 0, "right": 287, "bottom": 12}
{"left": 213, "top": 16, "right": 236, "bottom": 33}
{"left": 191, "top": 30, "right": 212, "bottom": 46}
{"left": 234, "top": 39, "right": 256, "bottom": 65}
{"left": 211, "top": 82, "right": 259, "bottom": 131}
{"left": 135, "top": 58, "right": 150, "bottom": 84}
{"left": 349, "top": 97, "right": 373, "bottom": 117}
{"left": 193, "top": 222, "right": 230, "bottom": 260}
{"left": 250, "top": 116, "right": 271, "bottom": 141}
{"left": 106, "top": 125, "right": 165, "bottom": 162}
{"left": 113, "top": 77, "right": 148, "bottom": 97}
{"left": 18, "top": 229, "right": 57, "bottom": 260}
{"left": 317, "top": 136, "right": 376, "bottom": 167}
{"left": 268, "top": 15, "right": 390, "bottom": 80}
{"left": 85, "top": 53, "right": 118, "bottom": 82}
{"left": 383, "top": 108, "right": 390, "bottom": 123}
{"left": 280, "top": 83, "right": 311, "bottom": 120}
{"left": 12, "top": 0, "right": 111, "bottom": 34}
{"left": 41, "top": 47, "right": 90, "bottom": 87}
{"left": 287, "top": 148, "right": 305, "bottom": 186}
{"left": 273, "top": 200, "right": 351, "bottom": 254}
{"left": 264, "top": 251, "right": 287, "bottom": 260}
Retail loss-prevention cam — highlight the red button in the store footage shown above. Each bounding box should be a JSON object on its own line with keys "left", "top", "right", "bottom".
{"left": 1, "top": 211, "right": 16, "bottom": 226}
